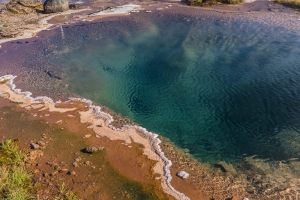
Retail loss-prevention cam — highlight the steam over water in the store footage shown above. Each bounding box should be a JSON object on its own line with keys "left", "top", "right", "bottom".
{"left": 2, "top": 11, "right": 300, "bottom": 163}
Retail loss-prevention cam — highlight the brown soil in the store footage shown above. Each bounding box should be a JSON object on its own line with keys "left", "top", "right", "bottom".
{"left": 0, "top": 97, "right": 174, "bottom": 199}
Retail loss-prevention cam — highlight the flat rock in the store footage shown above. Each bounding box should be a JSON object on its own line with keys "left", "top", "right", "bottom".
{"left": 31, "top": 104, "right": 44, "bottom": 109}
{"left": 176, "top": 171, "right": 189, "bottom": 179}
{"left": 30, "top": 143, "right": 40, "bottom": 149}
{"left": 83, "top": 146, "right": 104, "bottom": 154}
{"left": 10, "top": 99, "right": 23, "bottom": 104}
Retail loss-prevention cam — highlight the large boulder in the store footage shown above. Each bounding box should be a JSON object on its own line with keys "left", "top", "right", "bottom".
{"left": 44, "top": 0, "right": 69, "bottom": 13}
{"left": 6, "top": 0, "right": 42, "bottom": 14}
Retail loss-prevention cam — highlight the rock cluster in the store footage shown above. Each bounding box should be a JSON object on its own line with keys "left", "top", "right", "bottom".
{"left": 6, "top": 0, "right": 42, "bottom": 14}
{"left": 43, "top": 0, "right": 69, "bottom": 13}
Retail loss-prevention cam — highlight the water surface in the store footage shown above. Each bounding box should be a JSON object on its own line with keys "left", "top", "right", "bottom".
{"left": 3, "top": 12, "right": 300, "bottom": 163}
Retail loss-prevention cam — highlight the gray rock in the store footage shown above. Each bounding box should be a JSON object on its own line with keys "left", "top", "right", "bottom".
{"left": 83, "top": 146, "right": 104, "bottom": 154}
{"left": 176, "top": 171, "right": 189, "bottom": 179}
{"left": 44, "top": 0, "right": 68, "bottom": 13}
{"left": 30, "top": 143, "right": 40, "bottom": 149}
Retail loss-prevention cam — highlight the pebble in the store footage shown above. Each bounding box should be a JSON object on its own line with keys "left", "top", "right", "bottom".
{"left": 51, "top": 171, "right": 58, "bottom": 176}
{"left": 176, "top": 171, "right": 189, "bottom": 179}
{"left": 75, "top": 157, "right": 81, "bottom": 162}
{"left": 67, "top": 171, "right": 76, "bottom": 175}
{"left": 60, "top": 168, "right": 69, "bottom": 172}
{"left": 84, "top": 146, "right": 103, "bottom": 153}
{"left": 72, "top": 162, "right": 79, "bottom": 167}
{"left": 37, "top": 141, "right": 46, "bottom": 147}
{"left": 30, "top": 143, "right": 40, "bottom": 150}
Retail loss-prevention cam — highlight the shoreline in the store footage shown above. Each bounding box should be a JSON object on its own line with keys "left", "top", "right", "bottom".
{"left": 2, "top": 73, "right": 300, "bottom": 200}
{"left": 0, "top": 74, "right": 190, "bottom": 200}
{"left": 1, "top": 2, "right": 300, "bottom": 199}
{"left": 1, "top": 0, "right": 300, "bottom": 47}
{"left": 0, "top": 8, "right": 92, "bottom": 46}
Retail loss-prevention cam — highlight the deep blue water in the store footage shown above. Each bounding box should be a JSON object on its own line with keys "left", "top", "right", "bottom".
{"left": 12, "top": 12, "right": 300, "bottom": 163}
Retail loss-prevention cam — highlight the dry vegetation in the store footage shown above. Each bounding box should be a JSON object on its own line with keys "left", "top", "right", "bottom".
{"left": 187, "top": 0, "right": 244, "bottom": 6}
{"left": 0, "top": 139, "right": 32, "bottom": 200}
{"left": 276, "top": 0, "right": 300, "bottom": 7}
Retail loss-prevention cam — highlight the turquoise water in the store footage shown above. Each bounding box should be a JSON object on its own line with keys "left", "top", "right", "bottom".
{"left": 7, "top": 12, "right": 300, "bottom": 163}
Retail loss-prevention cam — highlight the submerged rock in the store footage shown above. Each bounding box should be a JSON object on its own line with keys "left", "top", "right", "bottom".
{"left": 46, "top": 70, "right": 62, "bottom": 80}
{"left": 44, "top": 0, "right": 68, "bottom": 13}
{"left": 214, "top": 161, "right": 237, "bottom": 175}
{"left": 176, "top": 171, "right": 189, "bottom": 179}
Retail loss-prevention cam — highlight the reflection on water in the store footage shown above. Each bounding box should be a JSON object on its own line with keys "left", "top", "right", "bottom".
{"left": 49, "top": 13, "right": 300, "bottom": 163}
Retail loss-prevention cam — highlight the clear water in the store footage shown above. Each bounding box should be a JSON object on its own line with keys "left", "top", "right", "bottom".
{"left": 12, "top": 13, "right": 300, "bottom": 163}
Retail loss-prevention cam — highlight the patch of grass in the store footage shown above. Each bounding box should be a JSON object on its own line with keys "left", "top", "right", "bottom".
{"left": 54, "top": 182, "right": 79, "bottom": 200}
{"left": 0, "top": 139, "right": 32, "bottom": 200}
{"left": 0, "top": 140, "right": 80, "bottom": 200}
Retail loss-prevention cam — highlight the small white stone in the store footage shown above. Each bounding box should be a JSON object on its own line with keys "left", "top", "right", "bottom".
{"left": 176, "top": 171, "right": 189, "bottom": 179}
